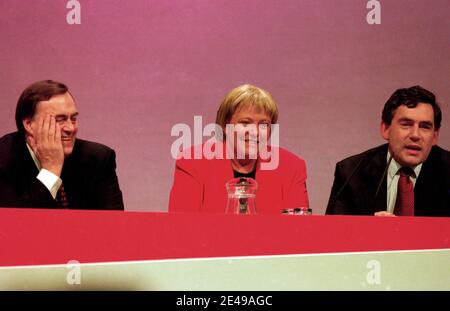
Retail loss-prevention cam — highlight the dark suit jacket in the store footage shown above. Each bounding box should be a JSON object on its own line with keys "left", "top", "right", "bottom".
{"left": 326, "top": 144, "right": 450, "bottom": 216}
{"left": 0, "top": 132, "right": 124, "bottom": 210}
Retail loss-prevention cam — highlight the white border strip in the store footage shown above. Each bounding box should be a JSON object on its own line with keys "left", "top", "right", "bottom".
{"left": 1, "top": 247, "right": 450, "bottom": 270}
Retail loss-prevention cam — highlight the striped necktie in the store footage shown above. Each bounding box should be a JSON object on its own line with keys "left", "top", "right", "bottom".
{"left": 56, "top": 183, "right": 69, "bottom": 208}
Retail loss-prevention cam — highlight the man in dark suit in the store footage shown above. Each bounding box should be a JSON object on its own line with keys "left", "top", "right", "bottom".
{"left": 327, "top": 86, "right": 450, "bottom": 217}
{"left": 0, "top": 80, "right": 124, "bottom": 210}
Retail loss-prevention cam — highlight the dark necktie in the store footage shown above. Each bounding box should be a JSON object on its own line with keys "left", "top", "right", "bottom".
{"left": 394, "top": 167, "right": 414, "bottom": 216}
{"left": 56, "top": 183, "right": 69, "bottom": 208}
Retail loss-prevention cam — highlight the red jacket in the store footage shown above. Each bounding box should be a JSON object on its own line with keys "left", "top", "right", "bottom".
{"left": 169, "top": 143, "right": 309, "bottom": 214}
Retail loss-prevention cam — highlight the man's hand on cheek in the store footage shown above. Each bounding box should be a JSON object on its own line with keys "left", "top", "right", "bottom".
{"left": 27, "top": 114, "right": 65, "bottom": 177}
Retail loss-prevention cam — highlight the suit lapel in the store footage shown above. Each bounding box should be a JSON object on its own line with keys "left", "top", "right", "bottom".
{"left": 361, "top": 145, "right": 388, "bottom": 213}
{"left": 414, "top": 147, "right": 439, "bottom": 216}
{"left": 12, "top": 135, "right": 40, "bottom": 188}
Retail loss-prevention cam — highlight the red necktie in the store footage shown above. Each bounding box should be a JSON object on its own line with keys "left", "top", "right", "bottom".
{"left": 394, "top": 167, "right": 414, "bottom": 216}
{"left": 56, "top": 183, "right": 69, "bottom": 208}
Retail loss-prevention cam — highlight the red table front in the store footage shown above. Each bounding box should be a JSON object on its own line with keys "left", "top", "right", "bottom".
{"left": 0, "top": 208, "right": 449, "bottom": 267}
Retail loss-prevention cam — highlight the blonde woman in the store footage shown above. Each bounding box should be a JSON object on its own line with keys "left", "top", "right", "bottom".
{"left": 169, "top": 84, "right": 309, "bottom": 214}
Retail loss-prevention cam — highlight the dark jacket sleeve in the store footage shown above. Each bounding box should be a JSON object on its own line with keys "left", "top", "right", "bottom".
{"left": 0, "top": 170, "right": 58, "bottom": 208}
{"left": 92, "top": 148, "right": 124, "bottom": 210}
{"left": 326, "top": 162, "right": 352, "bottom": 215}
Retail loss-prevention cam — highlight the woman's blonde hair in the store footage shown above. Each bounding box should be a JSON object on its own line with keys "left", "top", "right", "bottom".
{"left": 215, "top": 84, "right": 279, "bottom": 128}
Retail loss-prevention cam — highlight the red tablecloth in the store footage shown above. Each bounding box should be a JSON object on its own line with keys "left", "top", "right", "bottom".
{"left": 1, "top": 208, "right": 449, "bottom": 267}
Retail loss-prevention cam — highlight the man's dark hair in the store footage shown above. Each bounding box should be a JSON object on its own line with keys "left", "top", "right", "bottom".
{"left": 382, "top": 85, "right": 442, "bottom": 130}
{"left": 15, "top": 80, "right": 69, "bottom": 134}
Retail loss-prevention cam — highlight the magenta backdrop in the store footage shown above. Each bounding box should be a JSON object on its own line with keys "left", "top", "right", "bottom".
{"left": 1, "top": 0, "right": 449, "bottom": 213}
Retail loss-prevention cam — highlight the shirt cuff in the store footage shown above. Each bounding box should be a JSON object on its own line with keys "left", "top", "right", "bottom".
{"left": 36, "top": 169, "right": 62, "bottom": 200}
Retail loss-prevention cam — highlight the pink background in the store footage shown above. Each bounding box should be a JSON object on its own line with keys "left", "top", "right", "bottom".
{"left": 1, "top": 0, "right": 449, "bottom": 214}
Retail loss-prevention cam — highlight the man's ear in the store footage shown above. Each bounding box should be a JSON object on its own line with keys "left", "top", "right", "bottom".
{"left": 22, "top": 118, "right": 33, "bottom": 135}
{"left": 432, "top": 129, "right": 439, "bottom": 146}
{"left": 380, "top": 121, "right": 390, "bottom": 141}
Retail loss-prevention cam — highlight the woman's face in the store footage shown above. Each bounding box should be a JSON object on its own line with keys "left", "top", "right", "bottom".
{"left": 226, "top": 105, "right": 272, "bottom": 160}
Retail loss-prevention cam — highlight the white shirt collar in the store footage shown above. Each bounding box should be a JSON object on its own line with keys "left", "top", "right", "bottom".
{"left": 387, "top": 150, "right": 422, "bottom": 179}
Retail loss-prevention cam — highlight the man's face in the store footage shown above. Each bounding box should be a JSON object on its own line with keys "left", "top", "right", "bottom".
{"left": 29, "top": 92, "right": 79, "bottom": 157}
{"left": 381, "top": 103, "right": 439, "bottom": 167}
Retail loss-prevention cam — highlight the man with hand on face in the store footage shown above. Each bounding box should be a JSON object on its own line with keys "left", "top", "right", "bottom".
{"left": 327, "top": 85, "right": 450, "bottom": 217}
{"left": 0, "top": 80, "right": 124, "bottom": 210}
